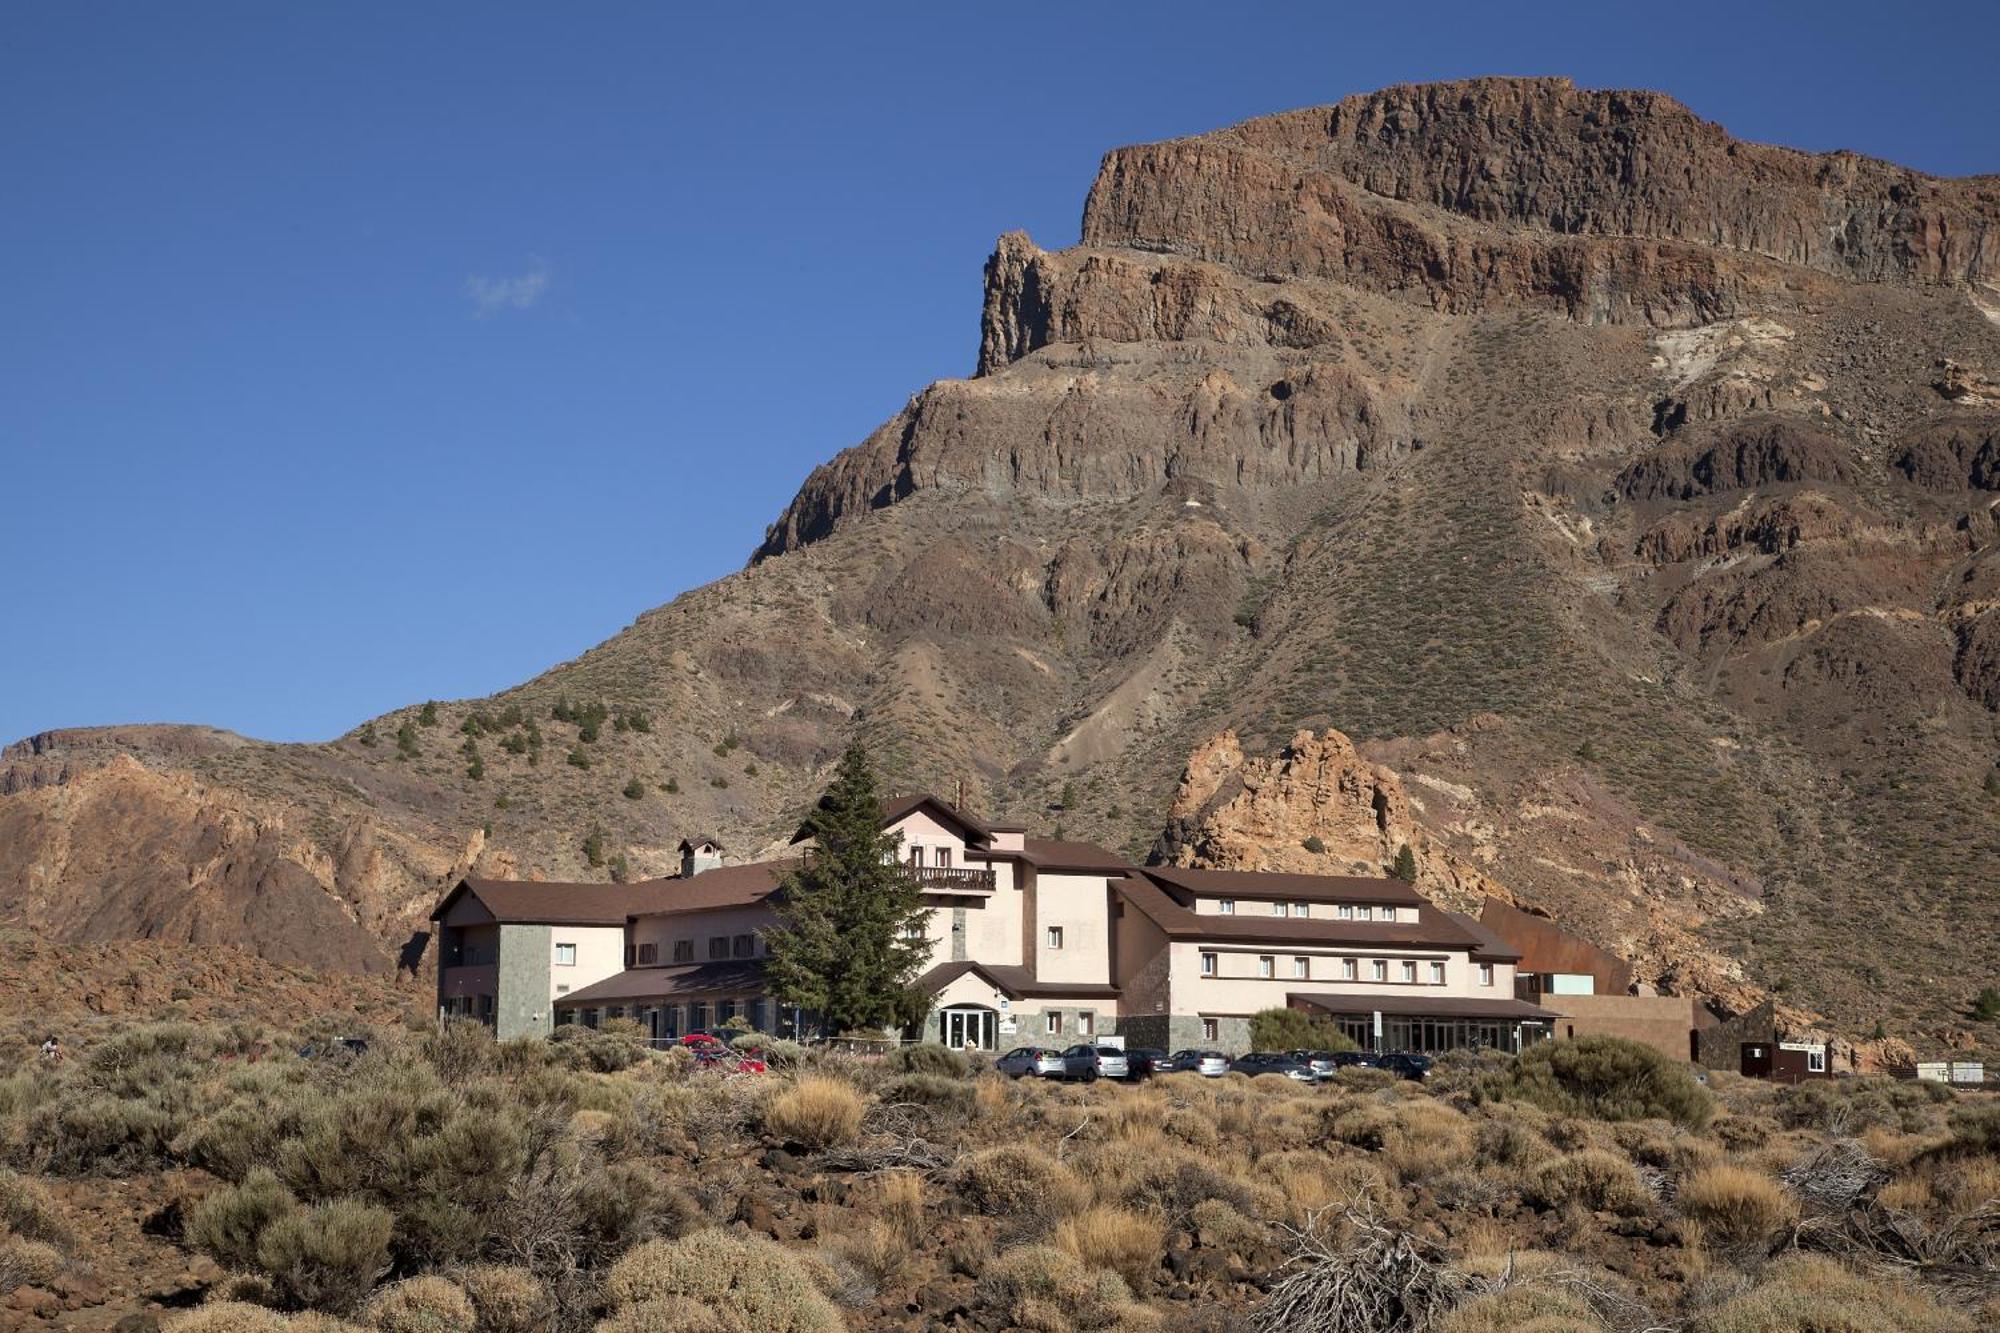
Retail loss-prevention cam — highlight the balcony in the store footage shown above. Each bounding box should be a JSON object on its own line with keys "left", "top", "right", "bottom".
{"left": 905, "top": 865, "right": 996, "bottom": 894}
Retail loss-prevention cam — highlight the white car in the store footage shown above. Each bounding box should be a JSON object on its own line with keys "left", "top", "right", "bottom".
{"left": 1166, "top": 1049, "right": 1231, "bottom": 1077}
{"left": 994, "top": 1046, "right": 1065, "bottom": 1078}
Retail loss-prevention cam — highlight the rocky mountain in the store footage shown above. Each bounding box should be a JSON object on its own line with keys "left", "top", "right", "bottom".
{"left": 5, "top": 77, "right": 1997, "bottom": 1049}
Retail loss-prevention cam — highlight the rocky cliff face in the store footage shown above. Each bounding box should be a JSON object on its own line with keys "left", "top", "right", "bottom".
{"left": 6, "top": 77, "right": 1998, "bottom": 1051}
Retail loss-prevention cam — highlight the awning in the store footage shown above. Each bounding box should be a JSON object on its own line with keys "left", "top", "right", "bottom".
{"left": 1289, "top": 993, "right": 1564, "bottom": 1021}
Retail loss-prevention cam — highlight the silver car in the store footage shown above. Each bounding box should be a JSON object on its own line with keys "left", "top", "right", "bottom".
{"left": 1167, "top": 1049, "right": 1231, "bottom": 1077}
{"left": 994, "top": 1046, "right": 1065, "bottom": 1079}
{"left": 1059, "top": 1044, "right": 1130, "bottom": 1081}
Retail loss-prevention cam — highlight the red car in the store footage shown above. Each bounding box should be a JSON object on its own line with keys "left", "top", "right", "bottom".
{"left": 680, "top": 1032, "right": 766, "bottom": 1075}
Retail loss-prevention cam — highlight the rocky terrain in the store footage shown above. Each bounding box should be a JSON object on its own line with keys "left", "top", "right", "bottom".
{"left": 4, "top": 77, "right": 1998, "bottom": 1052}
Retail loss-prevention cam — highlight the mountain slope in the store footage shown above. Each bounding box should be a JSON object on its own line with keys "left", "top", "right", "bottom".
{"left": 5, "top": 77, "right": 1997, "bottom": 1047}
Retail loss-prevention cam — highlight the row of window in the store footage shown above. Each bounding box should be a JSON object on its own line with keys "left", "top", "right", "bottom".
{"left": 1213, "top": 899, "right": 1403, "bottom": 922}
{"left": 561, "top": 996, "right": 769, "bottom": 1035}
{"left": 1198, "top": 952, "right": 1496, "bottom": 986}
{"left": 614, "top": 934, "right": 761, "bottom": 967}
{"left": 1042, "top": 1008, "right": 1096, "bottom": 1036}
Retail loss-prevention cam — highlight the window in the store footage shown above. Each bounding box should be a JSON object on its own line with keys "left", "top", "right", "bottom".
{"left": 1478, "top": 963, "right": 1494, "bottom": 987}
{"left": 1371, "top": 960, "right": 1387, "bottom": 982}
{"left": 1358, "top": 906, "right": 1374, "bottom": 922}
{"left": 637, "top": 943, "right": 657, "bottom": 965}
{"left": 606, "top": 1006, "right": 624, "bottom": 1020}
{"left": 1201, "top": 1018, "right": 1219, "bottom": 1042}
{"left": 1257, "top": 955, "right": 1274, "bottom": 978}
{"left": 1270, "top": 902, "right": 1286, "bottom": 917}
{"left": 1046, "top": 926, "right": 1065, "bottom": 949}
{"left": 1291, "top": 902, "right": 1309, "bottom": 918}
{"left": 1218, "top": 899, "right": 1235, "bottom": 915}
{"left": 1342, "top": 958, "right": 1358, "bottom": 980}
{"left": 554, "top": 942, "right": 577, "bottom": 966}
{"left": 1807, "top": 1048, "right": 1827, "bottom": 1074}
{"left": 902, "top": 921, "right": 926, "bottom": 940}
{"left": 709, "top": 937, "right": 729, "bottom": 961}
{"left": 1401, "top": 961, "right": 1417, "bottom": 984}
{"left": 1200, "top": 951, "right": 1218, "bottom": 977}
{"left": 1380, "top": 906, "right": 1397, "bottom": 923}
{"left": 936, "top": 846, "right": 952, "bottom": 869}
{"left": 732, "top": 933, "right": 755, "bottom": 959}
{"left": 1293, "top": 956, "right": 1310, "bottom": 979}
{"left": 1338, "top": 904, "right": 1354, "bottom": 920}
{"left": 1078, "top": 1011, "right": 1094, "bottom": 1036}
{"left": 1429, "top": 961, "right": 1445, "bottom": 985}
{"left": 908, "top": 845, "right": 925, "bottom": 868}
{"left": 672, "top": 939, "right": 693, "bottom": 963}
{"left": 1045, "top": 1011, "right": 1063, "bottom": 1035}
{"left": 555, "top": 984, "right": 569, "bottom": 995}
{"left": 716, "top": 999, "right": 737, "bottom": 1024}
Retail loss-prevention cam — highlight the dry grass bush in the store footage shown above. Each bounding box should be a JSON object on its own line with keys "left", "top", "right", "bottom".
{"left": 189, "top": 1167, "right": 301, "bottom": 1271}
{"left": 255, "top": 1198, "right": 395, "bottom": 1312}
{"left": 951, "top": 1145, "right": 1087, "bottom": 1222}
{"left": 1776, "top": 1077, "right": 1956, "bottom": 1137}
{"left": 0, "top": 1233, "right": 64, "bottom": 1290}
{"left": 165, "top": 1301, "right": 291, "bottom": 1333}
{"left": 974, "top": 1244, "right": 1153, "bottom": 1333}
{"left": 1944, "top": 1099, "right": 2000, "bottom": 1156}
{"left": 1481, "top": 1036, "right": 1712, "bottom": 1130}
{"left": 877, "top": 1072, "right": 974, "bottom": 1113}
{"left": 762, "top": 1077, "right": 864, "bottom": 1150}
{"left": 455, "top": 1266, "right": 551, "bottom": 1333}
{"left": 883, "top": 1043, "right": 970, "bottom": 1078}
{"left": 359, "top": 1277, "right": 475, "bottom": 1333}
{"left": 1256, "top": 1149, "right": 1347, "bottom": 1218}
{"left": 1688, "top": 1252, "right": 1975, "bottom": 1333}
{"left": 0, "top": 1166, "right": 70, "bottom": 1247}
{"left": 1188, "top": 1198, "right": 1266, "bottom": 1254}
{"left": 1051, "top": 1204, "right": 1165, "bottom": 1289}
{"left": 1676, "top": 1164, "right": 1795, "bottom": 1248}
{"left": 1610, "top": 1120, "right": 1719, "bottom": 1178}
{"left": 1526, "top": 1150, "right": 1652, "bottom": 1216}
{"left": 1381, "top": 1100, "right": 1475, "bottom": 1183}
{"left": 817, "top": 1171, "right": 929, "bottom": 1294}
{"left": 602, "top": 1231, "right": 842, "bottom": 1333}
{"left": 1326, "top": 1100, "right": 1396, "bottom": 1151}
{"left": 1440, "top": 1283, "right": 1605, "bottom": 1333}
{"left": 1473, "top": 1110, "right": 1558, "bottom": 1172}
{"left": 1162, "top": 1106, "right": 1221, "bottom": 1149}
{"left": 1254, "top": 1203, "right": 1485, "bottom": 1333}
{"left": 1779, "top": 1138, "right": 1889, "bottom": 1211}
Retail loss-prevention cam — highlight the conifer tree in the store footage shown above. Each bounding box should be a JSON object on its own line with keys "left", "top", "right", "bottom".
{"left": 764, "top": 742, "right": 930, "bottom": 1037}
{"left": 1392, "top": 843, "right": 1417, "bottom": 881}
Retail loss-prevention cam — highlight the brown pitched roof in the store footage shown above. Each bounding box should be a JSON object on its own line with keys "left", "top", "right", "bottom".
{"left": 1116, "top": 875, "right": 1489, "bottom": 951}
{"left": 432, "top": 877, "right": 686, "bottom": 926}
{"left": 556, "top": 960, "right": 768, "bottom": 1005}
{"left": 792, "top": 792, "right": 993, "bottom": 846}
{"left": 1141, "top": 866, "right": 1425, "bottom": 907}
{"left": 970, "top": 837, "right": 1133, "bottom": 873}
{"left": 629, "top": 858, "right": 800, "bottom": 918}
{"left": 1289, "top": 993, "right": 1564, "bottom": 1020}
{"left": 916, "top": 960, "right": 1121, "bottom": 999}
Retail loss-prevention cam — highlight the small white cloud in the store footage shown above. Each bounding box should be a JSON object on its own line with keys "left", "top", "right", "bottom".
{"left": 464, "top": 261, "right": 550, "bottom": 316}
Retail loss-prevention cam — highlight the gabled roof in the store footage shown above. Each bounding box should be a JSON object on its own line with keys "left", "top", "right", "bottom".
{"left": 790, "top": 792, "right": 992, "bottom": 847}
{"left": 1116, "top": 875, "right": 1490, "bottom": 952}
{"left": 677, "top": 836, "right": 724, "bottom": 853}
{"left": 968, "top": 837, "right": 1132, "bottom": 873}
{"left": 430, "top": 876, "right": 684, "bottom": 926}
{"left": 1142, "top": 865, "right": 1424, "bottom": 906}
{"left": 916, "top": 959, "right": 1121, "bottom": 1000}
{"left": 628, "top": 858, "right": 800, "bottom": 918}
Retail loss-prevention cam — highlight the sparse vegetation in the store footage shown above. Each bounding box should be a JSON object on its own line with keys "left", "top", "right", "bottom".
{"left": 622, "top": 778, "right": 645, "bottom": 801}
{"left": 1482, "top": 1035, "right": 1713, "bottom": 1129}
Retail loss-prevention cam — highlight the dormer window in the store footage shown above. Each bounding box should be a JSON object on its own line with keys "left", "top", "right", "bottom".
{"left": 1270, "top": 902, "right": 1285, "bottom": 917}
{"left": 1380, "top": 906, "right": 1398, "bottom": 923}
{"left": 1338, "top": 905, "right": 1354, "bottom": 920}
{"left": 1218, "top": 899, "right": 1235, "bottom": 915}
{"left": 1291, "top": 902, "right": 1309, "bottom": 918}
{"left": 1357, "top": 906, "right": 1373, "bottom": 922}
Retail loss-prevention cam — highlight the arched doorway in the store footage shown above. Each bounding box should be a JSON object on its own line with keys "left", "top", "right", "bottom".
{"left": 937, "top": 1005, "right": 997, "bottom": 1051}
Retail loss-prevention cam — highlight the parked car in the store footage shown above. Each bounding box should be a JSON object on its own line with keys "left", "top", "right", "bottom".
{"left": 1379, "top": 1052, "right": 1433, "bottom": 1081}
{"left": 1329, "top": 1050, "right": 1383, "bottom": 1069}
{"left": 1165, "top": 1049, "right": 1232, "bottom": 1077}
{"left": 1231, "top": 1052, "right": 1318, "bottom": 1083}
{"left": 680, "top": 1032, "right": 766, "bottom": 1075}
{"left": 1285, "top": 1049, "right": 1345, "bottom": 1081}
{"left": 1122, "top": 1047, "right": 1170, "bottom": 1079}
{"left": 994, "top": 1046, "right": 1066, "bottom": 1079}
{"left": 1059, "top": 1044, "right": 1130, "bottom": 1081}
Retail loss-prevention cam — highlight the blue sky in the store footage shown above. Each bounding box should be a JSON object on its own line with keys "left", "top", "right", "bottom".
{"left": 5, "top": 3, "right": 1996, "bottom": 745}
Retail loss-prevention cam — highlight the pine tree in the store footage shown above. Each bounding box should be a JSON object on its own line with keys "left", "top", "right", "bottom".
{"left": 1392, "top": 844, "right": 1417, "bottom": 881}
{"left": 764, "top": 742, "right": 931, "bottom": 1037}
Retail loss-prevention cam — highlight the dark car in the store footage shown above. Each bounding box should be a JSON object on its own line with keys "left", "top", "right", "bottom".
{"left": 1165, "top": 1049, "right": 1231, "bottom": 1077}
{"left": 1230, "top": 1051, "right": 1318, "bottom": 1083}
{"left": 1379, "top": 1052, "right": 1434, "bottom": 1081}
{"left": 1329, "top": 1050, "right": 1382, "bottom": 1069}
{"left": 1123, "top": 1047, "right": 1170, "bottom": 1079}
{"left": 1285, "top": 1049, "right": 1344, "bottom": 1081}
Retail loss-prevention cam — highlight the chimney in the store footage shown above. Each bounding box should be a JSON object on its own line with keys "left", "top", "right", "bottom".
{"left": 677, "top": 837, "right": 723, "bottom": 877}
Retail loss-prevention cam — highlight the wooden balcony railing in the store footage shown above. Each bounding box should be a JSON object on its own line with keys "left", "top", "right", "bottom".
{"left": 906, "top": 865, "right": 996, "bottom": 893}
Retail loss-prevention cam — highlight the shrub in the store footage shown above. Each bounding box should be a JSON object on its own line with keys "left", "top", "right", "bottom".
{"left": 361, "top": 1276, "right": 476, "bottom": 1333}
{"left": 163, "top": 1302, "right": 290, "bottom": 1333}
{"left": 1051, "top": 1204, "right": 1164, "bottom": 1290}
{"left": 1441, "top": 1283, "right": 1605, "bottom": 1333}
{"left": 1246, "top": 1008, "right": 1356, "bottom": 1053}
{"left": 883, "top": 1043, "right": 969, "bottom": 1078}
{"left": 1676, "top": 1164, "right": 1795, "bottom": 1247}
{"left": 953, "top": 1145, "right": 1087, "bottom": 1220}
{"left": 879, "top": 1073, "right": 975, "bottom": 1112}
{"left": 974, "top": 1244, "right": 1143, "bottom": 1332}
{"left": 457, "top": 1266, "right": 551, "bottom": 1333}
{"left": 28, "top": 1092, "right": 178, "bottom": 1174}
{"left": 1945, "top": 1099, "right": 2000, "bottom": 1156}
{"left": 763, "top": 1077, "right": 864, "bottom": 1150}
{"left": 1690, "top": 1252, "right": 1974, "bottom": 1333}
{"left": 603, "top": 1231, "right": 842, "bottom": 1333}
{"left": 1526, "top": 1150, "right": 1652, "bottom": 1216}
{"left": 0, "top": 1167, "right": 70, "bottom": 1246}
{"left": 624, "top": 779, "right": 646, "bottom": 800}
{"left": 255, "top": 1198, "right": 395, "bottom": 1312}
{"left": 0, "top": 1234, "right": 64, "bottom": 1291}
{"left": 1482, "top": 1036, "right": 1712, "bottom": 1129}
{"left": 188, "top": 1167, "right": 299, "bottom": 1271}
